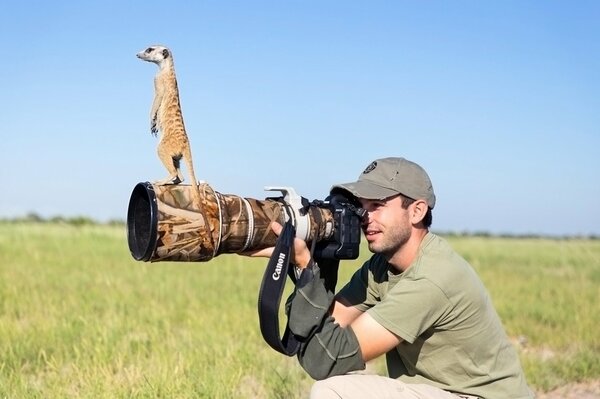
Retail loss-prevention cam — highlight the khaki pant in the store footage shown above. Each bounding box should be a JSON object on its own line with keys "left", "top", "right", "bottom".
{"left": 310, "top": 374, "right": 479, "bottom": 399}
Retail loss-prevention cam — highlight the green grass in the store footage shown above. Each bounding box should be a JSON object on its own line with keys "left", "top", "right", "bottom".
{"left": 0, "top": 223, "right": 598, "bottom": 397}
{"left": 450, "top": 236, "right": 600, "bottom": 390}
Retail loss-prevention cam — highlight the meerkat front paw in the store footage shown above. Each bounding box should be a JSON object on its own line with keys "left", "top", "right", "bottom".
{"left": 151, "top": 120, "right": 158, "bottom": 136}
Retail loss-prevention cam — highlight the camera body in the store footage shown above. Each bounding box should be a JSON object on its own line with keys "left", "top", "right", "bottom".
{"left": 311, "top": 193, "right": 364, "bottom": 260}
{"left": 127, "top": 182, "right": 364, "bottom": 262}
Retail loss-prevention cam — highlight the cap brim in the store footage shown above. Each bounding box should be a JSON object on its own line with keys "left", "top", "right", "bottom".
{"left": 331, "top": 181, "right": 400, "bottom": 200}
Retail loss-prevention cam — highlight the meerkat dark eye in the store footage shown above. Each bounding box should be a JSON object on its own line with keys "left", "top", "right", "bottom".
{"left": 145, "top": 47, "right": 154, "bottom": 54}
{"left": 162, "top": 49, "right": 170, "bottom": 58}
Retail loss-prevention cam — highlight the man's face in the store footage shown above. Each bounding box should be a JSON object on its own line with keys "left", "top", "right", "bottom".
{"left": 359, "top": 195, "right": 411, "bottom": 258}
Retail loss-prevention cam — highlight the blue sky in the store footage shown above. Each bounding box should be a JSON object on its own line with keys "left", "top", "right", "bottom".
{"left": 1, "top": 1, "right": 599, "bottom": 236}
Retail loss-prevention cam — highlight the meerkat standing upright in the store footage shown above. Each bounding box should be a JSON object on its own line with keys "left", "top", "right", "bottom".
{"left": 137, "top": 45, "right": 201, "bottom": 204}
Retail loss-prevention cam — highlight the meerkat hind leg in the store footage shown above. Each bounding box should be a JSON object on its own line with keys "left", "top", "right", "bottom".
{"left": 156, "top": 148, "right": 184, "bottom": 185}
{"left": 155, "top": 175, "right": 182, "bottom": 185}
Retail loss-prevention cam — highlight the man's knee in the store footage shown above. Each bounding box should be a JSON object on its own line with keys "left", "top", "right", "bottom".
{"left": 310, "top": 377, "right": 343, "bottom": 399}
{"left": 309, "top": 374, "right": 465, "bottom": 399}
{"left": 310, "top": 374, "right": 397, "bottom": 399}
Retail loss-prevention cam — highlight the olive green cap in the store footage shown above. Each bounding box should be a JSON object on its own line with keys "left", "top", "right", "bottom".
{"left": 331, "top": 157, "right": 436, "bottom": 208}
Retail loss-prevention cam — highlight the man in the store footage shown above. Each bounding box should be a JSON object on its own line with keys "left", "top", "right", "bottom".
{"left": 253, "top": 157, "right": 533, "bottom": 399}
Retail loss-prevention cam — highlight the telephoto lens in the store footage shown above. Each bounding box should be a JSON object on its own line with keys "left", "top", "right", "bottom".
{"left": 127, "top": 182, "right": 335, "bottom": 262}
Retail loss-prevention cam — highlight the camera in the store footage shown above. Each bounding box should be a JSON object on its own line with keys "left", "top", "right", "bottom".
{"left": 126, "top": 182, "right": 365, "bottom": 262}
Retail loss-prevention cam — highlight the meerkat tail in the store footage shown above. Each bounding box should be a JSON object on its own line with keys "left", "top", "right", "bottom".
{"left": 183, "top": 147, "right": 202, "bottom": 205}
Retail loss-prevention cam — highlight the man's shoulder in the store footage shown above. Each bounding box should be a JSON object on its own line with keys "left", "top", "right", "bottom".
{"left": 417, "top": 233, "right": 468, "bottom": 270}
{"left": 420, "top": 232, "right": 454, "bottom": 255}
{"left": 412, "top": 233, "right": 481, "bottom": 292}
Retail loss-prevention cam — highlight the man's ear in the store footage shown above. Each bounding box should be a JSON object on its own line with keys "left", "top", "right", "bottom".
{"left": 410, "top": 200, "right": 428, "bottom": 225}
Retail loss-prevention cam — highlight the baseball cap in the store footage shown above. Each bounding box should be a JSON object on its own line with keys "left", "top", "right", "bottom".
{"left": 331, "top": 157, "right": 436, "bottom": 208}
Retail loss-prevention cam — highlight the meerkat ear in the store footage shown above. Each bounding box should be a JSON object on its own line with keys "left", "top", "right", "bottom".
{"left": 162, "top": 49, "right": 170, "bottom": 59}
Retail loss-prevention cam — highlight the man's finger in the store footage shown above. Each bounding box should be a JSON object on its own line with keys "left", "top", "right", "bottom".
{"left": 270, "top": 221, "right": 283, "bottom": 236}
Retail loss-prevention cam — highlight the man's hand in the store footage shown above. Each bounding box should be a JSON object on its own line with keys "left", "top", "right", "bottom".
{"left": 242, "top": 222, "right": 312, "bottom": 268}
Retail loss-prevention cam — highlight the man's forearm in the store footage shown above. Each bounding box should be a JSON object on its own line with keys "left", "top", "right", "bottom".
{"left": 297, "top": 316, "right": 365, "bottom": 380}
{"left": 287, "top": 262, "right": 366, "bottom": 380}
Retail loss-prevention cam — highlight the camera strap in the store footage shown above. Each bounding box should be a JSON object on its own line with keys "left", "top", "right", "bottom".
{"left": 257, "top": 221, "right": 301, "bottom": 356}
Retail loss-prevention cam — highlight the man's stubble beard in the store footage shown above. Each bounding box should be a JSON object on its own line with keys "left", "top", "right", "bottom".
{"left": 367, "top": 223, "right": 411, "bottom": 259}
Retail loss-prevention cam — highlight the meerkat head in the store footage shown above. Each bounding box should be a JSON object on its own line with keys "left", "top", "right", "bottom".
{"left": 136, "top": 45, "right": 172, "bottom": 67}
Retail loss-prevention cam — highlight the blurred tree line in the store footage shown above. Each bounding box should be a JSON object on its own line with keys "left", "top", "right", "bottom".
{"left": 0, "top": 212, "right": 124, "bottom": 226}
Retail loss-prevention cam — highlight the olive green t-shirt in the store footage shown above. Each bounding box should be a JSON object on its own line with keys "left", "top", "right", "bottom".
{"left": 337, "top": 233, "right": 533, "bottom": 399}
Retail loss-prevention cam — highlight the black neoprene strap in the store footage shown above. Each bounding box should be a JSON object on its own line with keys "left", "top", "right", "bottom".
{"left": 257, "top": 219, "right": 342, "bottom": 356}
{"left": 257, "top": 221, "right": 301, "bottom": 356}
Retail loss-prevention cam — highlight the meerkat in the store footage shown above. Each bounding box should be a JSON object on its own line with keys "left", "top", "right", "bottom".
{"left": 136, "top": 45, "right": 201, "bottom": 204}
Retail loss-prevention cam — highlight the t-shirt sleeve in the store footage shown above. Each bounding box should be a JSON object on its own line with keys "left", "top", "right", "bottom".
{"left": 367, "top": 278, "right": 450, "bottom": 344}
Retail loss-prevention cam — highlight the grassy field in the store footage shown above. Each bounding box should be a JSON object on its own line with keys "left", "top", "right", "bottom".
{"left": 0, "top": 223, "right": 598, "bottom": 398}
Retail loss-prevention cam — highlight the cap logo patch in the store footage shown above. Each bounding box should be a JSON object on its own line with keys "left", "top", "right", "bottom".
{"left": 362, "top": 161, "right": 377, "bottom": 174}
